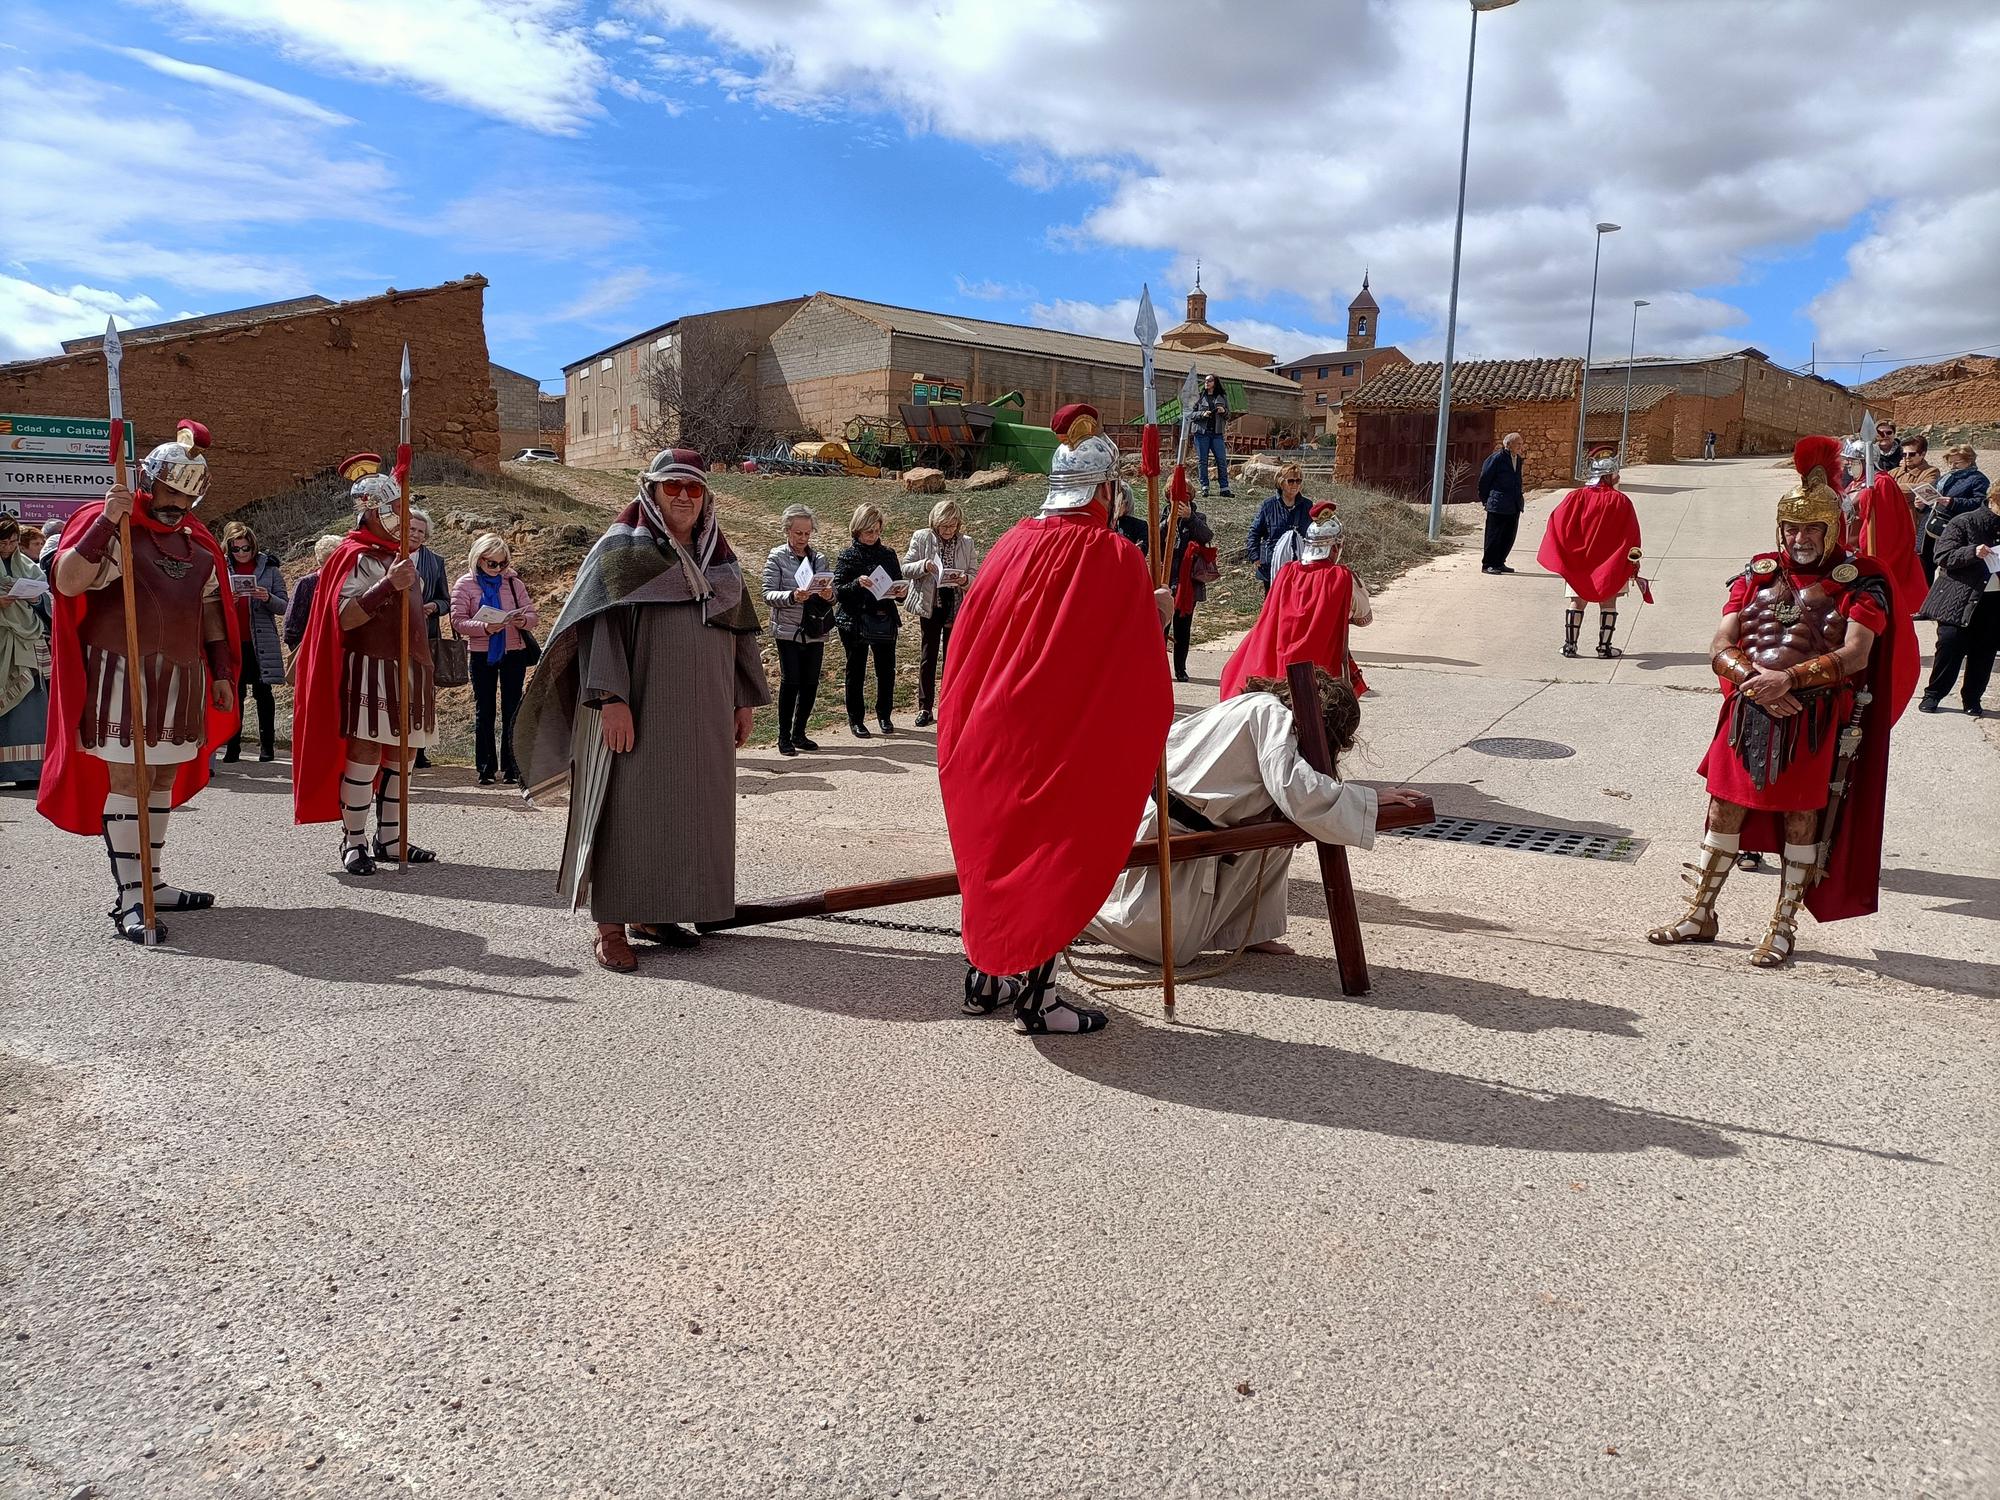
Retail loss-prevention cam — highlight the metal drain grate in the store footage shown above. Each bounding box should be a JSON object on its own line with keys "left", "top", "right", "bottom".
{"left": 1387, "top": 815, "right": 1644, "bottom": 862}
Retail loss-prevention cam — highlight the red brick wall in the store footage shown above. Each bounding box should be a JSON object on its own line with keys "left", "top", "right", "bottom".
{"left": 1583, "top": 402, "right": 1675, "bottom": 466}
{"left": 1488, "top": 400, "right": 1579, "bottom": 489}
{"left": 2, "top": 278, "right": 499, "bottom": 518}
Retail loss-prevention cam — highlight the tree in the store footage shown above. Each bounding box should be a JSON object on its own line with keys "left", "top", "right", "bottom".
{"left": 634, "top": 322, "right": 768, "bottom": 462}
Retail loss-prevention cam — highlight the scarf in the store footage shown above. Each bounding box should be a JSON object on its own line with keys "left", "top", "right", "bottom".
{"left": 477, "top": 570, "right": 508, "bottom": 662}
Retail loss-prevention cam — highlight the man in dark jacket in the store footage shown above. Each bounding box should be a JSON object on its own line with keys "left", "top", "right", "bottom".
{"left": 1189, "top": 374, "right": 1233, "bottom": 498}
{"left": 1917, "top": 484, "right": 2000, "bottom": 715}
{"left": 1479, "top": 433, "right": 1526, "bottom": 573}
{"left": 1870, "top": 420, "right": 1903, "bottom": 479}
{"left": 1244, "top": 466, "right": 1312, "bottom": 590}
{"left": 407, "top": 504, "right": 450, "bottom": 769}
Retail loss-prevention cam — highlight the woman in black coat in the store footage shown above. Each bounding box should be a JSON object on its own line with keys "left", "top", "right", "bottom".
{"left": 1916, "top": 486, "right": 2000, "bottom": 716}
{"left": 1920, "top": 443, "right": 1990, "bottom": 586}
{"left": 1167, "top": 505, "right": 1215, "bottom": 683}
{"left": 832, "top": 502, "right": 907, "bottom": 737}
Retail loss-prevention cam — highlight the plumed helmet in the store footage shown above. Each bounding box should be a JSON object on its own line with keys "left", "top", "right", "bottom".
{"left": 1588, "top": 455, "right": 1619, "bottom": 484}
{"left": 338, "top": 452, "right": 399, "bottom": 509}
{"left": 1044, "top": 433, "right": 1123, "bottom": 513}
{"left": 1777, "top": 436, "right": 1845, "bottom": 541}
{"left": 1301, "top": 501, "right": 1343, "bottom": 561}
{"left": 138, "top": 419, "right": 211, "bottom": 503}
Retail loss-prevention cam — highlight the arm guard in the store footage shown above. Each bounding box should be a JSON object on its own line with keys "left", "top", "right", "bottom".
{"left": 357, "top": 573, "right": 401, "bottom": 618}
{"left": 71, "top": 513, "right": 118, "bottom": 564}
{"left": 205, "top": 636, "right": 237, "bottom": 687}
{"left": 1786, "top": 652, "right": 1844, "bottom": 691}
{"left": 1712, "top": 646, "right": 1757, "bottom": 688}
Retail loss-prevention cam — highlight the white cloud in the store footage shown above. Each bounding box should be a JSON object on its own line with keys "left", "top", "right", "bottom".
{"left": 110, "top": 46, "right": 355, "bottom": 125}
{"left": 637, "top": 0, "right": 2000, "bottom": 375}
{"left": 486, "top": 266, "right": 664, "bottom": 344}
{"left": 0, "top": 276, "right": 198, "bottom": 363}
{"left": 144, "top": 0, "right": 607, "bottom": 133}
{"left": 955, "top": 274, "right": 1033, "bottom": 302}
{"left": 1808, "top": 189, "right": 2000, "bottom": 368}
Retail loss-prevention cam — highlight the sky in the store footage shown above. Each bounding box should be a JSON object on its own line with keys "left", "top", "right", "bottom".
{"left": 4, "top": 0, "right": 1998, "bottom": 393}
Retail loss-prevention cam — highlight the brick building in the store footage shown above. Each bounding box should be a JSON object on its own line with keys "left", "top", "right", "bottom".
{"left": 561, "top": 298, "right": 807, "bottom": 469}
{"left": 1272, "top": 274, "right": 1411, "bottom": 434}
{"left": 1155, "top": 271, "right": 1275, "bottom": 369}
{"left": 756, "top": 293, "right": 1307, "bottom": 444}
{"left": 1334, "top": 359, "right": 1581, "bottom": 497}
{"left": 4, "top": 278, "right": 500, "bottom": 518}
{"left": 1582, "top": 382, "right": 1677, "bottom": 466}
{"left": 1586, "top": 348, "right": 1878, "bottom": 459}
{"left": 492, "top": 361, "right": 556, "bottom": 457}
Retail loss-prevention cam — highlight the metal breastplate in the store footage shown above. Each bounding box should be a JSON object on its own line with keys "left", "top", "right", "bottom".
{"left": 77, "top": 527, "right": 212, "bottom": 667}
{"left": 1738, "top": 571, "right": 1847, "bottom": 672}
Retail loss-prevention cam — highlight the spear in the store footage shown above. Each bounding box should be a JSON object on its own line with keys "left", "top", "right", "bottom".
{"left": 1173, "top": 366, "right": 1199, "bottom": 470}
{"left": 100, "top": 318, "right": 159, "bottom": 943}
{"left": 1134, "top": 287, "right": 1178, "bottom": 1017}
{"left": 394, "top": 344, "right": 413, "bottom": 862}
{"left": 1861, "top": 409, "right": 1878, "bottom": 486}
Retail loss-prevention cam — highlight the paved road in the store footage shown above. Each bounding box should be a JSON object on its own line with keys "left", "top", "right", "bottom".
{"left": 3, "top": 457, "right": 1994, "bottom": 1498}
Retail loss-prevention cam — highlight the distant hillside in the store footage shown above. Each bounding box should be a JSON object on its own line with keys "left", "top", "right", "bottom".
{"left": 1858, "top": 354, "right": 1997, "bottom": 400}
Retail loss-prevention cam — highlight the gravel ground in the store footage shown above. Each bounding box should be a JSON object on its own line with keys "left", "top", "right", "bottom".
{"left": 2, "top": 457, "right": 1994, "bottom": 1499}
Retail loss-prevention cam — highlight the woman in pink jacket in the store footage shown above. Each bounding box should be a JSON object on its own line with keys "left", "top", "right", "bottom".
{"left": 450, "top": 533, "right": 541, "bottom": 784}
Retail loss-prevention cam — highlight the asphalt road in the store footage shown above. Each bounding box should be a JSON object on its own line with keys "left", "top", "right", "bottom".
{"left": 3, "top": 456, "right": 1995, "bottom": 1498}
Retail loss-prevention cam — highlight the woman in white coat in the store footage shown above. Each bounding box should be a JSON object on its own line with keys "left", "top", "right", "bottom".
{"left": 900, "top": 497, "right": 979, "bottom": 727}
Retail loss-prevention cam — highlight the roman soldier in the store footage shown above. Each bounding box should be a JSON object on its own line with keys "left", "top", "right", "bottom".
{"left": 1538, "top": 456, "right": 1644, "bottom": 659}
{"left": 938, "top": 404, "right": 1174, "bottom": 1035}
{"left": 1219, "top": 502, "right": 1373, "bottom": 699}
{"left": 38, "top": 421, "right": 240, "bottom": 942}
{"left": 291, "top": 453, "right": 438, "bottom": 874}
{"left": 1647, "top": 437, "right": 1910, "bottom": 967}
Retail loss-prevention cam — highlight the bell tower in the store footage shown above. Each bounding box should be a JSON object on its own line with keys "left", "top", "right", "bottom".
{"left": 1185, "top": 260, "right": 1208, "bottom": 327}
{"left": 1346, "top": 270, "right": 1378, "bottom": 351}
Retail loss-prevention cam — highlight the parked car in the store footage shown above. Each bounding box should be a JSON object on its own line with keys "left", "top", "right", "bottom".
{"left": 510, "top": 447, "right": 562, "bottom": 464}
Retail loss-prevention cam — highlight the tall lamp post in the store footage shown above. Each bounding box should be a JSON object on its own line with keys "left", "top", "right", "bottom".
{"left": 1617, "top": 298, "right": 1650, "bottom": 464}
{"left": 1427, "top": 0, "right": 1521, "bottom": 543}
{"left": 1856, "top": 345, "right": 1887, "bottom": 382}
{"left": 1569, "top": 221, "right": 1620, "bottom": 479}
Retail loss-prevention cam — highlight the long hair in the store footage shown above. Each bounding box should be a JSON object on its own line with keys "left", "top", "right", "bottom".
{"left": 1240, "top": 667, "right": 1359, "bottom": 773}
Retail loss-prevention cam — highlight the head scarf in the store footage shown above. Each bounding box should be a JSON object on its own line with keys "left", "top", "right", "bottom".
{"left": 633, "top": 448, "right": 720, "bottom": 601}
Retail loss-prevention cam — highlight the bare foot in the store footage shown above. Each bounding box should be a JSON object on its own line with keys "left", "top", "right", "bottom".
{"left": 1246, "top": 939, "right": 1295, "bottom": 956}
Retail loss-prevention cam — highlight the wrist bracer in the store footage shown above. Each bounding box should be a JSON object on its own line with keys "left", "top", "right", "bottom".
{"left": 72, "top": 514, "right": 118, "bottom": 564}
{"left": 1712, "top": 646, "right": 1756, "bottom": 688}
{"left": 358, "top": 575, "right": 400, "bottom": 617}
{"left": 1786, "top": 652, "right": 1844, "bottom": 691}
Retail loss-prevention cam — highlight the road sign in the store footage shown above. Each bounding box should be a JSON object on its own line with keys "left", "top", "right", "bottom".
{"left": 0, "top": 414, "right": 134, "bottom": 462}
{"left": 0, "top": 455, "right": 118, "bottom": 503}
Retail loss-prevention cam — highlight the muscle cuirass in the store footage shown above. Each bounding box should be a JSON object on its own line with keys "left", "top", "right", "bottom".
{"left": 77, "top": 527, "right": 212, "bottom": 666}
{"left": 1737, "top": 571, "right": 1848, "bottom": 671}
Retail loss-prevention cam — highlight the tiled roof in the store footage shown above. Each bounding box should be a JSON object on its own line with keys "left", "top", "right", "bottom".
{"left": 1584, "top": 381, "right": 1677, "bottom": 415}
{"left": 1275, "top": 346, "right": 1406, "bottom": 374}
{"left": 823, "top": 295, "right": 1304, "bottom": 392}
{"left": 1346, "top": 357, "right": 1581, "bottom": 410}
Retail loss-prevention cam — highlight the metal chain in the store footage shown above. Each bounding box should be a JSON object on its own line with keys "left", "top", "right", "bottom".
{"left": 813, "top": 913, "right": 962, "bottom": 938}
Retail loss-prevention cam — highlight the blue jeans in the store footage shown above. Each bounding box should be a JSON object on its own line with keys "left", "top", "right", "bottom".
{"left": 1195, "top": 432, "right": 1231, "bottom": 493}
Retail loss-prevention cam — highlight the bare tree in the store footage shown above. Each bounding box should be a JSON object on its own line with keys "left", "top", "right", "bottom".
{"left": 634, "top": 322, "right": 769, "bottom": 462}
{"left": 1446, "top": 457, "right": 1475, "bottom": 504}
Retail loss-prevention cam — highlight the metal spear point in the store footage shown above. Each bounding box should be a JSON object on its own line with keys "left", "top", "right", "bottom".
{"left": 399, "top": 342, "right": 411, "bottom": 448}
{"left": 1861, "top": 409, "right": 1878, "bottom": 484}
{"left": 104, "top": 316, "right": 124, "bottom": 420}
{"left": 1175, "top": 366, "right": 1199, "bottom": 466}
{"left": 1134, "top": 284, "right": 1158, "bottom": 426}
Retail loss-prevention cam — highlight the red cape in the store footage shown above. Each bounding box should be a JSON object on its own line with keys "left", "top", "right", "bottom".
{"left": 1537, "top": 484, "right": 1641, "bottom": 604}
{"left": 1218, "top": 559, "right": 1366, "bottom": 699}
{"left": 1726, "top": 552, "right": 1905, "bottom": 921}
{"left": 292, "top": 529, "right": 396, "bottom": 824}
{"left": 1853, "top": 474, "right": 1927, "bottom": 621}
{"left": 938, "top": 510, "right": 1174, "bottom": 975}
{"left": 35, "top": 503, "right": 240, "bottom": 836}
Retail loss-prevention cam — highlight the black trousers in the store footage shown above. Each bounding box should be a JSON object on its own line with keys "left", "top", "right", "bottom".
{"left": 775, "top": 637, "right": 825, "bottom": 741}
{"left": 842, "top": 631, "right": 896, "bottom": 723}
{"left": 228, "top": 641, "right": 274, "bottom": 757}
{"left": 1482, "top": 509, "right": 1521, "bottom": 569}
{"left": 1171, "top": 611, "right": 1194, "bottom": 677}
{"left": 1927, "top": 593, "right": 2000, "bottom": 707}
{"left": 1919, "top": 532, "right": 1942, "bottom": 587}
{"left": 470, "top": 649, "right": 528, "bottom": 779}
{"left": 917, "top": 612, "right": 952, "bottom": 713}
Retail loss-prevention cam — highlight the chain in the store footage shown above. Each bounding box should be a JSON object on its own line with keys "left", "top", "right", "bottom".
{"left": 813, "top": 913, "right": 962, "bottom": 938}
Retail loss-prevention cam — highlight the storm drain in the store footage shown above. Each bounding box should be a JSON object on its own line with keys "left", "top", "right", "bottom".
{"left": 1386, "top": 816, "right": 1644, "bottom": 863}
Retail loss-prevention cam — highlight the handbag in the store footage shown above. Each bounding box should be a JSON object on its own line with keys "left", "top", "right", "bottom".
{"left": 1191, "top": 548, "right": 1221, "bottom": 586}
{"left": 434, "top": 632, "right": 471, "bottom": 687}
{"left": 518, "top": 628, "right": 542, "bottom": 666}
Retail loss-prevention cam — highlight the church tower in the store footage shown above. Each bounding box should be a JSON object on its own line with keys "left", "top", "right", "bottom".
{"left": 1346, "top": 271, "right": 1378, "bottom": 351}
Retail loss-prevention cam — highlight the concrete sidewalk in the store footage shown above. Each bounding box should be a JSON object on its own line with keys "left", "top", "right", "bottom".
{"left": 2, "top": 455, "right": 1994, "bottom": 1499}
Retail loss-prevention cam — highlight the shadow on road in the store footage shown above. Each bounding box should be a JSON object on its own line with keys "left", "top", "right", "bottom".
{"left": 1620, "top": 651, "right": 1716, "bottom": 672}
{"left": 1877, "top": 866, "right": 2000, "bottom": 922}
{"left": 1808, "top": 947, "right": 2000, "bottom": 1002}
{"left": 180, "top": 905, "right": 581, "bottom": 995}
{"left": 1352, "top": 650, "right": 1483, "bottom": 669}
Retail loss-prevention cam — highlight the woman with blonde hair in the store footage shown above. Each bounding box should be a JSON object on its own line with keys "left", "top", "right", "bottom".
{"left": 832, "top": 501, "right": 906, "bottom": 736}
{"left": 762, "top": 503, "right": 835, "bottom": 756}
{"left": 217, "top": 518, "right": 288, "bottom": 762}
{"left": 450, "top": 532, "right": 541, "bottom": 784}
{"left": 901, "top": 496, "right": 979, "bottom": 727}
{"left": 1921, "top": 442, "right": 1988, "bottom": 586}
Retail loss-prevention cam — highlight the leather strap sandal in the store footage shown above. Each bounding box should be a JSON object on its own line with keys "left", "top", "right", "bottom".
{"left": 594, "top": 928, "right": 638, "bottom": 972}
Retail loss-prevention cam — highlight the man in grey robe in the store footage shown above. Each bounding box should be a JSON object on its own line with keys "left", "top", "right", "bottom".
{"left": 1086, "top": 672, "right": 1422, "bottom": 966}
{"left": 516, "top": 448, "right": 769, "bottom": 972}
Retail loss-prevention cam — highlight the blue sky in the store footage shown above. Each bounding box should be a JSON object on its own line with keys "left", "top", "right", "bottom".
{"left": 4, "top": 1, "right": 1996, "bottom": 390}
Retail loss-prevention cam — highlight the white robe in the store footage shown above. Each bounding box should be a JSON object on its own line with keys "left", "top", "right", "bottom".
{"left": 1085, "top": 693, "right": 1379, "bottom": 967}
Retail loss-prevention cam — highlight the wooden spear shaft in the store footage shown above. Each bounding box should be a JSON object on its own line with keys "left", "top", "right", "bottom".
{"left": 110, "top": 424, "right": 157, "bottom": 940}
{"left": 395, "top": 482, "right": 411, "bottom": 863}
{"left": 1145, "top": 459, "right": 1177, "bottom": 1015}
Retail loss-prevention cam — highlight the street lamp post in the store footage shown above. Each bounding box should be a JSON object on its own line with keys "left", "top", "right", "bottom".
{"left": 1569, "top": 221, "right": 1620, "bottom": 480}
{"left": 1427, "top": 0, "right": 1521, "bottom": 543}
{"left": 1856, "top": 345, "right": 1887, "bottom": 382}
{"left": 1617, "top": 298, "right": 1650, "bottom": 464}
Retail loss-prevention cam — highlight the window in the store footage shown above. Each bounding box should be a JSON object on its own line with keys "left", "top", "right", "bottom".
{"left": 1343, "top": 364, "right": 1357, "bottom": 377}
{"left": 1317, "top": 366, "right": 1328, "bottom": 380}
{"left": 600, "top": 357, "right": 613, "bottom": 373}
{"left": 1314, "top": 393, "right": 1328, "bottom": 405}
{"left": 579, "top": 365, "right": 591, "bottom": 381}
{"left": 630, "top": 349, "right": 640, "bottom": 374}
{"left": 1356, "top": 316, "right": 1368, "bottom": 337}
{"left": 580, "top": 408, "right": 591, "bottom": 435}
{"left": 630, "top": 403, "right": 639, "bottom": 432}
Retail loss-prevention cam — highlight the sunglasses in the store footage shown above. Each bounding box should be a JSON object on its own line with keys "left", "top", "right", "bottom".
{"left": 654, "top": 479, "right": 705, "bottom": 499}
{"left": 229, "top": 542, "right": 254, "bottom": 552}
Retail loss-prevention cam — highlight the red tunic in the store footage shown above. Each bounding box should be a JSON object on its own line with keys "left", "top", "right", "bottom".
{"left": 938, "top": 507, "right": 1174, "bottom": 975}
{"left": 1537, "top": 483, "right": 1641, "bottom": 604}
{"left": 36, "top": 503, "right": 240, "bottom": 836}
{"left": 1217, "top": 559, "right": 1366, "bottom": 699}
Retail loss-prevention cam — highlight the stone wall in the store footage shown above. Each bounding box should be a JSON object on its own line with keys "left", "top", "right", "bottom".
{"left": 2, "top": 278, "right": 497, "bottom": 518}
{"left": 1488, "top": 399, "right": 1580, "bottom": 489}
{"left": 1583, "top": 401, "right": 1675, "bottom": 466}
{"left": 758, "top": 299, "right": 892, "bottom": 436}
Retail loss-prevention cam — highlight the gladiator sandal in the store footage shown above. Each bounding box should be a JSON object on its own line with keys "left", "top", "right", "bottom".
{"left": 1596, "top": 610, "right": 1621, "bottom": 659}
{"left": 963, "top": 964, "right": 1025, "bottom": 1016}
{"left": 1561, "top": 608, "right": 1583, "bottom": 658}
{"left": 1013, "top": 958, "right": 1108, "bottom": 1036}
{"left": 101, "top": 796, "right": 164, "bottom": 945}
{"left": 146, "top": 795, "right": 214, "bottom": 911}
{"left": 372, "top": 768, "right": 438, "bottom": 863}
{"left": 1749, "top": 848, "right": 1815, "bottom": 969}
{"left": 339, "top": 767, "right": 377, "bottom": 875}
{"left": 1645, "top": 836, "right": 1736, "bottom": 945}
